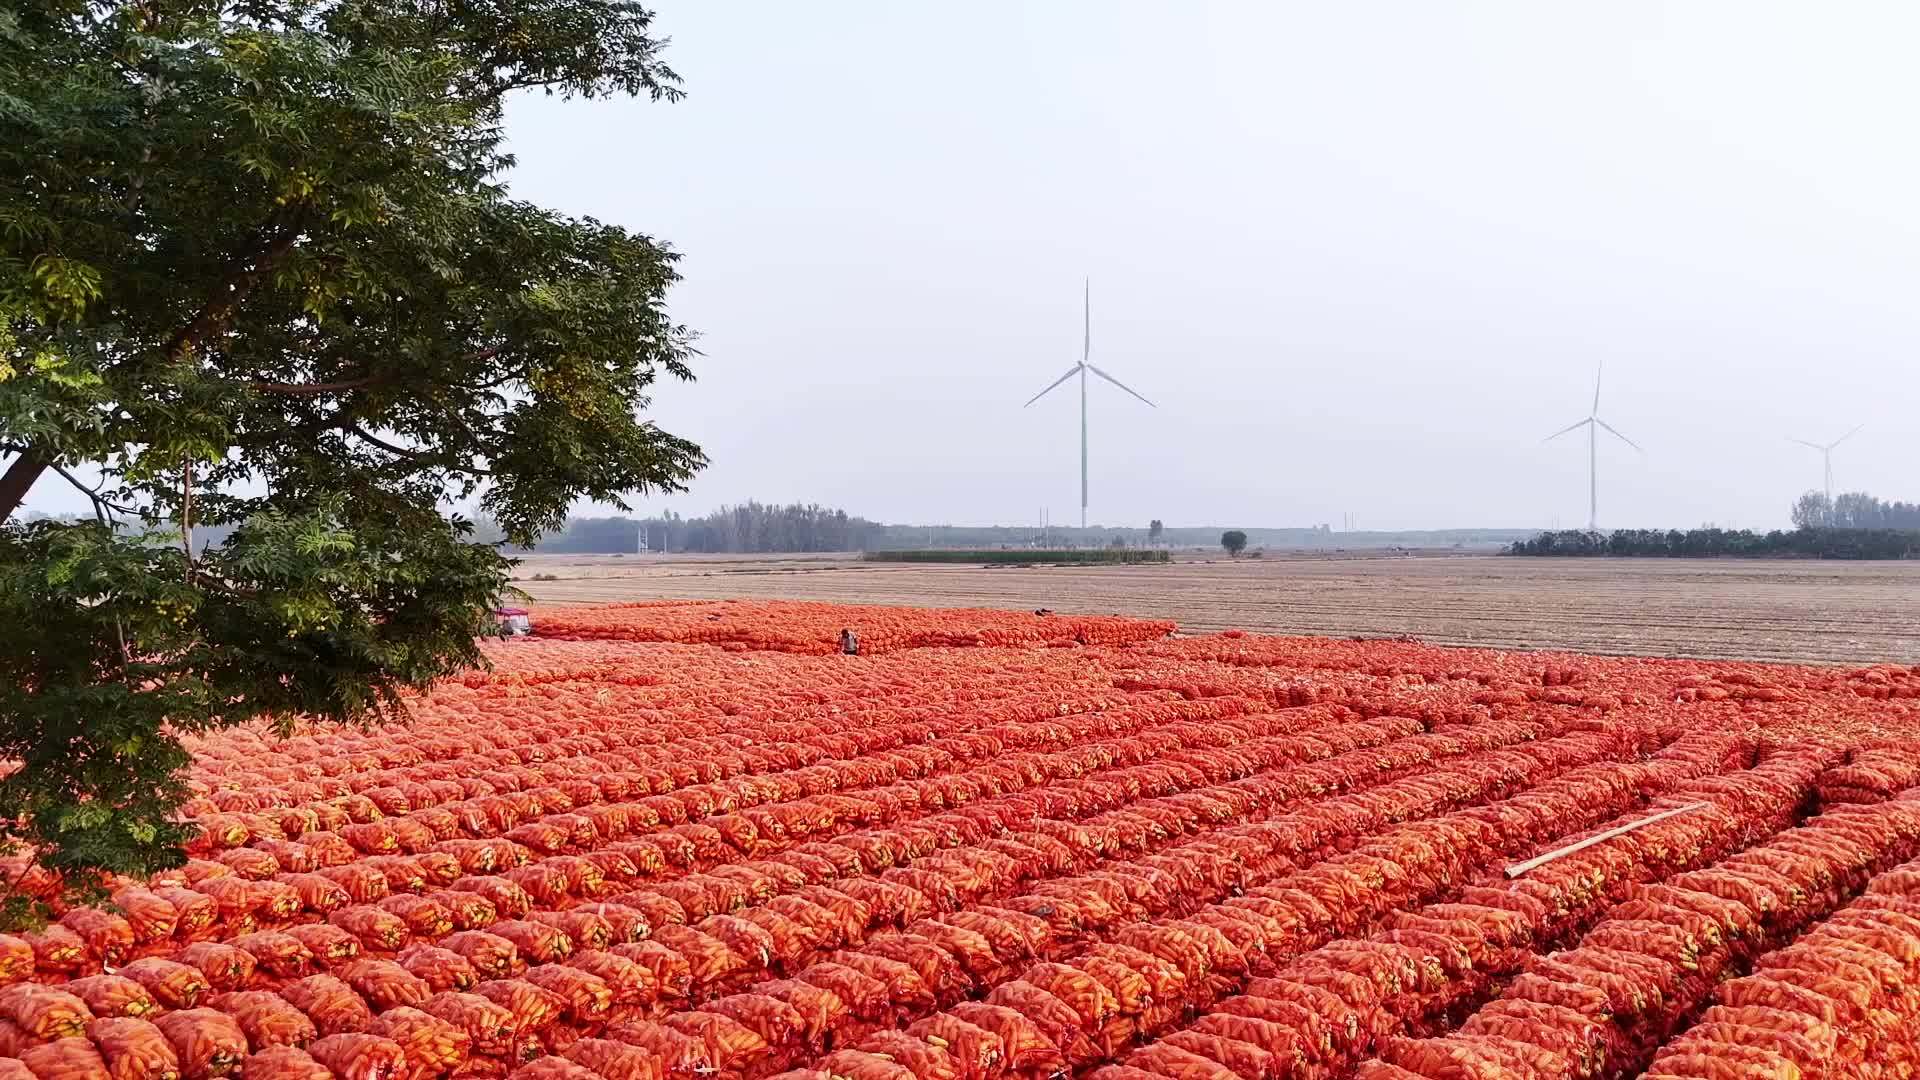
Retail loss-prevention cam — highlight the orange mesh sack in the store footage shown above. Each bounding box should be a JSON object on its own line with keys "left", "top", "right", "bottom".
{"left": 507, "top": 1058, "right": 604, "bottom": 1080}
{"left": 87, "top": 1018, "right": 181, "bottom": 1080}
{"left": 172, "top": 944, "right": 256, "bottom": 992}
{"left": 203, "top": 993, "right": 317, "bottom": 1052}
{"left": 395, "top": 947, "right": 479, "bottom": 994}
{"left": 153, "top": 1010, "right": 248, "bottom": 1080}
{"left": 118, "top": 961, "right": 210, "bottom": 1012}
{"left": 419, "top": 994, "right": 516, "bottom": 1059}
{"left": 339, "top": 960, "right": 432, "bottom": 1011}
{"left": 240, "top": 1047, "right": 332, "bottom": 1080}
{"left": 276, "top": 977, "right": 371, "bottom": 1038}
{"left": 304, "top": 1035, "right": 407, "bottom": 1080}
{"left": 365, "top": 1007, "right": 470, "bottom": 1080}
{"left": 65, "top": 977, "right": 158, "bottom": 1020}
{"left": 563, "top": 1039, "right": 661, "bottom": 1080}
{"left": 0, "top": 986, "right": 96, "bottom": 1040}
{"left": 20, "top": 1036, "right": 113, "bottom": 1080}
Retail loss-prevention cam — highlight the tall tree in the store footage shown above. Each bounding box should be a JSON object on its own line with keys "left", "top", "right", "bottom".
{"left": 1149, "top": 519, "right": 1164, "bottom": 545}
{"left": 0, "top": 1, "right": 702, "bottom": 911}
{"left": 1221, "top": 530, "right": 1248, "bottom": 557}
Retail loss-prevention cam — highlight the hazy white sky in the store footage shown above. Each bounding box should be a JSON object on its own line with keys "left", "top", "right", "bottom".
{"left": 29, "top": 2, "right": 1920, "bottom": 530}
{"left": 499, "top": 1, "right": 1920, "bottom": 531}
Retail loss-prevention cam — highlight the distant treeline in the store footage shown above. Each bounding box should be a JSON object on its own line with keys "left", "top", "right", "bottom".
{"left": 498, "top": 502, "right": 886, "bottom": 554}
{"left": 865, "top": 525, "right": 1535, "bottom": 551}
{"left": 865, "top": 549, "right": 1171, "bottom": 565}
{"left": 1508, "top": 527, "right": 1920, "bottom": 560}
{"left": 1792, "top": 491, "right": 1920, "bottom": 530}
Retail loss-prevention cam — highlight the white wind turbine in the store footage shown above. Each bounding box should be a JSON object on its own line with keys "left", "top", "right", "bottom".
{"left": 1023, "top": 279, "right": 1156, "bottom": 529}
{"left": 1789, "top": 425, "right": 1863, "bottom": 513}
{"left": 1544, "top": 364, "right": 1642, "bottom": 532}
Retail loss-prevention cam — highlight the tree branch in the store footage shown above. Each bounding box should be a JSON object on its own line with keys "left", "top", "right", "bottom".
{"left": 248, "top": 374, "right": 389, "bottom": 396}
{"left": 162, "top": 216, "right": 305, "bottom": 361}
{"left": 348, "top": 426, "right": 493, "bottom": 476}
{"left": 0, "top": 453, "right": 48, "bottom": 522}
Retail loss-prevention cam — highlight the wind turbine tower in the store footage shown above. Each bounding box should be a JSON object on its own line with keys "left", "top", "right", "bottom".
{"left": 1023, "top": 280, "right": 1156, "bottom": 529}
{"left": 1544, "top": 364, "right": 1642, "bottom": 532}
{"left": 1790, "top": 425, "right": 1863, "bottom": 512}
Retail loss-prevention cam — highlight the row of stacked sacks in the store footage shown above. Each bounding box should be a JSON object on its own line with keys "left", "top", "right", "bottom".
{"left": 1645, "top": 848, "right": 1920, "bottom": 1078}
{"left": 743, "top": 727, "right": 1750, "bottom": 1080}
{"left": 525, "top": 601, "right": 1177, "bottom": 654}
{"left": 1066, "top": 740, "right": 1832, "bottom": 1080}
{"left": 0, "top": 701, "right": 1568, "bottom": 1079}
{"left": 1367, "top": 784, "right": 1920, "bottom": 1078}
{"left": 59, "top": 695, "right": 1271, "bottom": 954}
{"left": 0, "top": 709, "right": 1643, "bottom": 1080}
{"left": 36, "top": 704, "right": 1440, "bottom": 974}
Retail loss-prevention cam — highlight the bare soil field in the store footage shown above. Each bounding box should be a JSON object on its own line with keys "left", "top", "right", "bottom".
{"left": 512, "top": 551, "right": 1920, "bottom": 665}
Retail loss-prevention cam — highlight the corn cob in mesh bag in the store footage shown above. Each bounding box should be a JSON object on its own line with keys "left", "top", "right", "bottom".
{"left": 365, "top": 1007, "right": 470, "bottom": 1080}
{"left": 203, "top": 993, "right": 317, "bottom": 1052}
{"left": 276, "top": 976, "right": 371, "bottom": 1038}
{"left": 64, "top": 978, "right": 158, "bottom": 1020}
{"left": 152, "top": 1010, "right": 248, "bottom": 1080}
{"left": 0, "top": 986, "right": 96, "bottom": 1041}
{"left": 304, "top": 1035, "right": 407, "bottom": 1080}
{"left": 20, "top": 1036, "right": 113, "bottom": 1080}
{"left": 117, "top": 962, "right": 210, "bottom": 1012}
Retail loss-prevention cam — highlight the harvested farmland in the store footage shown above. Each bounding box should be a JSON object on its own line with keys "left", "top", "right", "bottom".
{"left": 5, "top": 601, "right": 1920, "bottom": 1080}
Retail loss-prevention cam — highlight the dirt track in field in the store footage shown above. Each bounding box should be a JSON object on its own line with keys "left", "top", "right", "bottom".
{"left": 511, "top": 551, "right": 1920, "bottom": 666}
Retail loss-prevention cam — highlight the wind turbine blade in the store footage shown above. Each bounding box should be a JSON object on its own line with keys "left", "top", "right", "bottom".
{"left": 1596, "top": 418, "right": 1642, "bottom": 452}
{"left": 1789, "top": 437, "right": 1826, "bottom": 451}
{"left": 1023, "top": 363, "right": 1082, "bottom": 407}
{"left": 1543, "top": 418, "right": 1591, "bottom": 442}
{"left": 1591, "top": 363, "right": 1603, "bottom": 416}
{"left": 1829, "top": 424, "right": 1864, "bottom": 449}
{"left": 1083, "top": 278, "right": 1091, "bottom": 364}
{"left": 1086, "top": 363, "right": 1156, "bottom": 407}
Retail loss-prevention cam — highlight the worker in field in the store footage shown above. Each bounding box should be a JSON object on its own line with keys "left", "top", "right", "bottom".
{"left": 840, "top": 628, "right": 859, "bottom": 655}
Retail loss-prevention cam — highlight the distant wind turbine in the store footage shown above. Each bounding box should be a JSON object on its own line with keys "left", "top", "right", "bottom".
{"left": 1789, "top": 425, "right": 1863, "bottom": 509}
{"left": 1023, "top": 279, "right": 1155, "bottom": 529}
{"left": 1544, "top": 364, "right": 1642, "bottom": 532}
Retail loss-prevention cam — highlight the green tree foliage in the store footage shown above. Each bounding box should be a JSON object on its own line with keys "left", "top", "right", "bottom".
{"left": 1149, "top": 519, "right": 1164, "bottom": 545}
{"left": 0, "top": 1, "right": 703, "bottom": 911}
{"left": 1221, "top": 530, "right": 1248, "bottom": 556}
